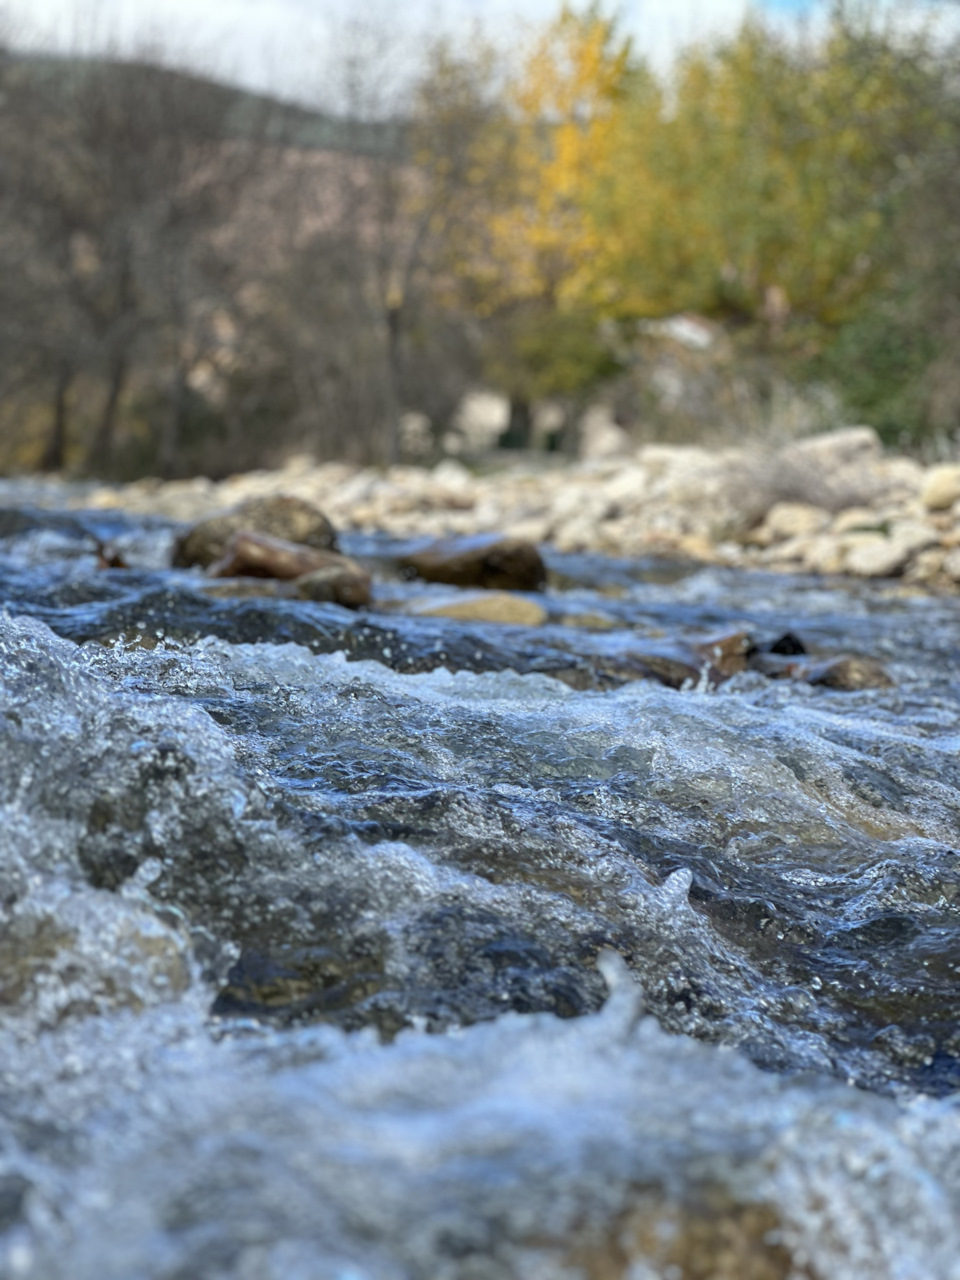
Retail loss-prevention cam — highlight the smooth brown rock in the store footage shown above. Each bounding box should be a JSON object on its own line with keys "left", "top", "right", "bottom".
{"left": 207, "top": 531, "right": 344, "bottom": 580}
{"left": 200, "top": 578, "right": 293, "bottom": 600}
{"left": 172, "top": 495, "right": 337, "bottom": 569}
{"left": 293, "top": 562, "right": 372, "bottom": 608}
{"left": 204, "top": 532, "right": 371, "bottom": 608}
{"left": 800, "top": 655, "right": 894, "bottom": 690}
{"left": 94, "top": 540, "right": 129, "bottom": 569}
{"left": 400, "top": 535, "right": 546, "bottom": 592}
{"left": 559, "top": 610, "right": 618, "bottom": 631}
{"left": 406, "top": 592, "right": 547, "bottom": 626}
{"left": 624, "top": 645, "right": 703, "bottom": 690}
{"left": 564, "top": 1190, "right": 806, "bottom": 1280}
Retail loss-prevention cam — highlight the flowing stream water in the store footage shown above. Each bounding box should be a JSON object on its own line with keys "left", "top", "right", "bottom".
{"left": 3, "top": 502, "right": 960, "bottom": 1278}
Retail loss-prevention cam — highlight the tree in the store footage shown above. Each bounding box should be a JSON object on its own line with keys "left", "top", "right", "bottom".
{"left": 0, "top": 54, "right": 278, "bottom": 475}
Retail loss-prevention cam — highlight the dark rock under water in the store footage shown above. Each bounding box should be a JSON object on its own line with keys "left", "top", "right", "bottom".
{"left": 3, "top": 505, "right": 960, "bottom": 1277}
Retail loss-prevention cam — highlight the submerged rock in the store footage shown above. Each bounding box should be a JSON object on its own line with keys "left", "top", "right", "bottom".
{"left": 566, "top": 1191, "right": 804, "bottom": 1280}
{"left": 400, "top": 534, "right": 546, "bottom": 591}
{"left": 172, "top": 495, "right": 337, "bottom": 569}
{"left": 406, "top": 592, "right": 547, "bottom": 626}
{"left": 293, "top": 561, "right": 372, "bottom": 608}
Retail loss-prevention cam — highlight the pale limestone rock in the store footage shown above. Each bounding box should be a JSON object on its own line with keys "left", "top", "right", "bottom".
{"left": 887, "top": 519, "right": 939, "bottom": 556}
{"left": 600, "top": 466, "right": 650, "bottom": 511}
{"left": 501, "top": 517, "right": 552, "bottom": 543}
{"left": 553, "top": 520, "right": 596, "bottom": 552}
{"left": 874, "top": 455, "right": 925, "bottom": 494}
{"left": 921, "top": 464, "right": 960, "bottom": 511}
{"left": 801, "top": 535, "right": 847, "bottom": 575}
{"left": 906, "top": 548, "right": 946, "bottom": 582}
{"left": 845, "top": 536, "right": 913, "bottom": 578}
{"left": 761, "top": 501, "right": 832, "bottom": 543}
{"left": 760, "top": 535, "right": 810, "bottom": 564}
{"left": 832, "top": 507, "right": 886, "bottom": 535}
{"left": 942, "top": 547, "right": 960, "bottom": 581}
{"left": 782, "top": 425, "right": 882, "bottom": 468}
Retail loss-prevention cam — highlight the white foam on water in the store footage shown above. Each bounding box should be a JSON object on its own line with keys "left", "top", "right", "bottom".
{"left": 3, "top": 610, "right": 960, "bottom": 1275}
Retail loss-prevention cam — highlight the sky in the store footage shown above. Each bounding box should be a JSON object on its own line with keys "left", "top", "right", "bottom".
{"left": 0, "top": 0, "right": 820, "bottom": 101}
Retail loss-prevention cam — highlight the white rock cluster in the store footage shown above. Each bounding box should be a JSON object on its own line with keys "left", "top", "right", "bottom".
{"left": 78, "top": 426, "right": 960, "bottom": 585}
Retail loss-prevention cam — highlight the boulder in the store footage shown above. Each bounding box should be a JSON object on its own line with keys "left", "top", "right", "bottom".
{"left": 400, "top": 535, "right": 546, "bottom": 592}
{"left": 406, "top": 592, "right": 547, "bottom": 626}
{"left": 921, "top": 464, "right": 960, "bottom": 511}
{"left": 172, "top": 495, "right": 337, "bottom": 569}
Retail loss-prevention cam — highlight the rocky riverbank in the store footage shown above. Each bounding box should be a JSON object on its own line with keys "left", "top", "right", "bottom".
{"left": 59, "top": 425, "right": 960, "bottom": 588}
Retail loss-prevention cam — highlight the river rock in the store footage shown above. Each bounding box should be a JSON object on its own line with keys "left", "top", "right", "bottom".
{"left": 844, "top": 536, "right": 911, "bottom": 578}
{"left": 748, "top": 501, "right": 831, "bottom": 547}
{"left": 782, "top": 425, "right": 882, "bottom": 469}
{"left": 207, "top": 531, "right": 342, "bottom": 579}
{"left": 624, "top": 644, "right": 703, "bottom": 689}
{"left": 567, "top": 1190, "right": 799, "bottom": 1280}
{"left": 693, "top": 629, "right": 754, "bottom": 678}
{"left": 172, "top": 495, "right": 337, "bottom": 569}
{"left": 400, "top": 535, "right": 546, "bottom": 591}
{"left": 941, "top": 546, "right": 960, "bottom": 581}
{"left": 921, "top": 464, "right": 960, "bottom": 511}
{"left": 844, "top": 520, "right": 938, "bottom": 577}
{"left": 294, "top": 561, "right": 372, "bottom": 608}
{"left": 407, "top": 592, "right": 547, "bottom": 626}
{"left": 801, "top": 655, "right": 893, "bottom": 690}
{"left": 201, "top": 578, "right": 292, "bottom": 600}
{"left": 205, "top": 532, "right": 371, "bottom": 607}
{"left": 832, "top": 507, "right": 887, "bottom": 534}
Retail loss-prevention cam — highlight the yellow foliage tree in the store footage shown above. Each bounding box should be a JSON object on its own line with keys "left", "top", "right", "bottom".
{"left": 590, "top": 15, "right": 944, "bottom": 336}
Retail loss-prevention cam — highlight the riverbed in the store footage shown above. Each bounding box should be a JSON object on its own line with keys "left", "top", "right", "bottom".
{"left": 3, "top": 501, "right": 960, "bottom": 1277}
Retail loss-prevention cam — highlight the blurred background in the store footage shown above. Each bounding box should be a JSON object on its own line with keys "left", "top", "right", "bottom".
{"left": 0, "top": 0, "right": 957, "bottom": 478}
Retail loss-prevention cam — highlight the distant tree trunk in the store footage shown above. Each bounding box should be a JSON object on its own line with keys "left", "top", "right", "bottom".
{"left": 500, "top": 396, "right": 533, "bottom": 449}
{"left": 385, "top": 302, "right": 403, "bottom": 466}
{"left": 88, "top": 351, "right": 128, "bottom": 475}
{"left": 158, "top": 360, "right": 188, "bottom": 479}
{"left": 557, "top": 400, "right": 583, "bottom": 458}
{"left": 40, "top": 365, "right": 72, "bottom": 472}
